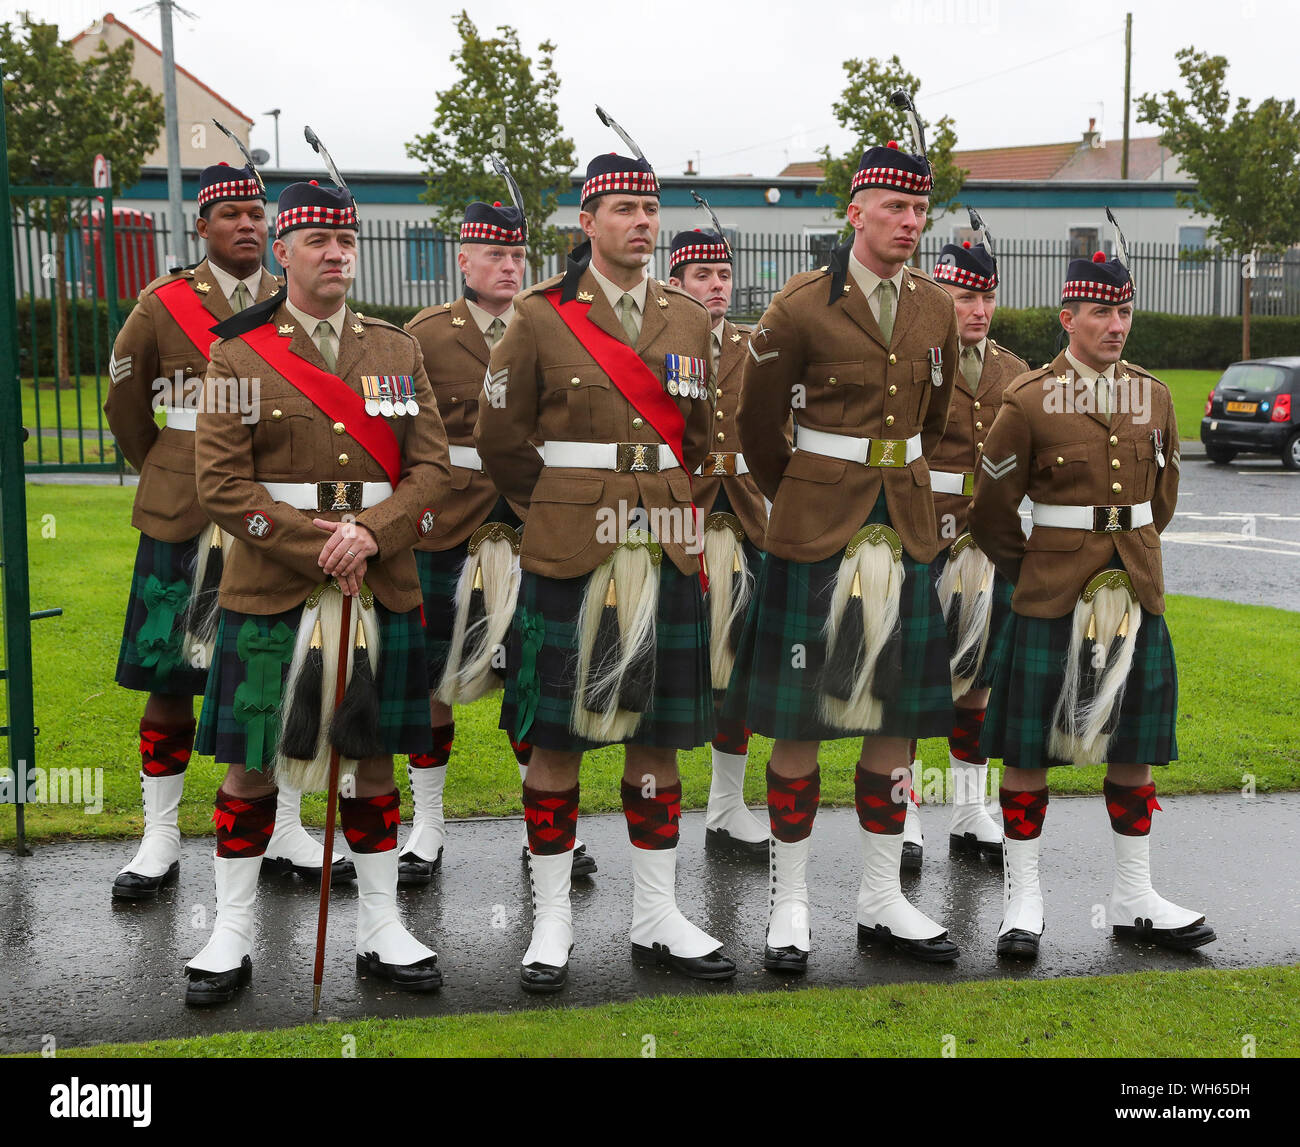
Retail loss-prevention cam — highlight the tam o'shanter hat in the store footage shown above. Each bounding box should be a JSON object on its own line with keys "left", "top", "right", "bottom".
{"left": 461, "top": 155, "right": 528, "bottom": 245}
{"left": 1062, "top": 207, "right": 1135, "bottom": 305}
{"left": 934, "top": 207, "right": 998, "bottom": 291}
{"left": 276, "top": 126, "right": 360, "bottom": 237}
{"left": 851, "top": 88, "right": 934, "bottom": 196}
{"left": 579, "top": 105, "right": 660, "bottom": 206}
{"left": 199, "top": 119, "right": 267, "bottom": 208}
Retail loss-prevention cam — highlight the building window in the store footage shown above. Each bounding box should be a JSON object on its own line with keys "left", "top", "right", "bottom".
{"left": 804, "top": 229, "right": 840, "bottom": 269}
{"left": 406, "top": 227, "right": 446, "bottom": 283}
{"left": 1069, "top": 227, "right": 1101, "bottom": 258}
{"left": 1178, "top": 225, "right": 1208, "bottom": 270}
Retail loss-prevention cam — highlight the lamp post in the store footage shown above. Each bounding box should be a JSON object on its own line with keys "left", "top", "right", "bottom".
{"left": 264, "top": 108, "right": 281, "bottom": 167}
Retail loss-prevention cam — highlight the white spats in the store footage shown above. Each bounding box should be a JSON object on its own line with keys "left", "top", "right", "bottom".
{"left": 353, "top": 850, "right": 436, "bottom": 965}
{"left": 1107, "top": 831, "right": 1206, "bottom": 930}
{"left": 766, "top": 837, "right": 812, "bottom": 952}
{"left": 186, "top": 854, "right": 263, "bottom": 975}
{"left": 403, "top": 764, "right": 447, "bottom": 863}
{"left": 1000, "top": 836, "right": 1044, "bottom": 936}
{"left": 903, "top": 786, "right": 924, "bottom": 849}
{"left": 266, "top": 783, "right": 348, "bottom": 867}
{"left": 119, "top": 772, "right": 184, "bottom": 878}
{"left": 855, "top": 827, "right": 948, "bottom": 941}
{"left": 705, "top": 748, "right": 768, "bottom": 844}
{"left": 948, "top": 756, "right": 1003, "bottom": 845}
{"left": 523, "top": 850, "right": 574, "bottom": 969}
{"left": 629, "top": 846, "right": 722, "bottom": 959}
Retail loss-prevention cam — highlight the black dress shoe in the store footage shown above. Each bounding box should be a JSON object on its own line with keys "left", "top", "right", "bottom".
{"left": 900, "top": 841, "right": 923, "bottom": 872}
{"left": 397, "top": 847, "right": 443, "bottom": 887}
{"left": 996, "top": 928, "right": 1041, "bottom": 959}
{"left": 763, "top": 944, "right": 809, "bottom": 973}
{"left": 706, "top": 826, "right": 769, "bottom": 858}
{"left": 1113, "top": 918, "right": 1217, "bottom": 951}
{"left": 631, "top": 942, "right": 737, "bottom": 980}
{"left": 262, "top": 855, "right": 357, "bottom": 884}
{"left": 184, "top": 955, "right": 251, "bottom": 1006}
{"left": 857, "top": 922, "right": 960, "bottom": 963}
{"left": 520, "top": 960, "right": 569, "bottom": 994}
{"left": 571, "top": 844, "right": 598, "bottom": 877}
{"left": 949, "top": 831, "right": 1004, "bottom": 864}
{"left": 112, "top": 860, "right": 180, "bottom": 901}
{"left": 355, "top": 951, "right": 443, "bottom": 991}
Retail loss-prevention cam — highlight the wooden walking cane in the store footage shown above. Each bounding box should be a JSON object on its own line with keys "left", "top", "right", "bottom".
{"left": 312, "top": 585, "right": 353, "bottom": 1015}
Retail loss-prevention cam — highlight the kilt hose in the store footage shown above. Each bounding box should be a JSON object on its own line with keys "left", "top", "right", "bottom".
{"left": 708, "top": 482, "right": 765, "bottom": 709}
{"left": 195, "top": 600, "right": 432, "bottom": 771}
{"left": 981, "top": 604, "right": 1178, "bottom": 769}
{"left": 930, "top": 541, "right": 1016, "bottom": 692}
{"left": 115, "top": 530, "right": 210, "bottom": 697}
{"left": 417, "top": 495, "right": 524, "bottom": 683}
{"left": 499, "top": 559, "right": 715, "bottom": 753}
{"left": 722, "top": 493, "right": 953, "bottom": 742}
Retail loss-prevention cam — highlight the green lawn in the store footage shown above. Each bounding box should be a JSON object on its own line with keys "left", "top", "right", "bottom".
{"left": 2, "top": 484, "right": 1296, "bottom": 846}
{"left": 1161, "top": 369, "right": 1219, "bottom": 443}
{"left": 30, "top": 965, "right": 1298, "bottom": 1058}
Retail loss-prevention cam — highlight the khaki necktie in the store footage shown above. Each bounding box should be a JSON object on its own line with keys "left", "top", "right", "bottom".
{"left": 314, "top": 320, "right": 338, "bottom": 373}
{"left": 486, "top": 317, "right": 506, "bottom": 349}
{"left": 711, "top": 329, "right": 722, "bottom": 377}
{"left": 232, "top": 282, "right": 251, "bottom": 313}
{"left": 617, "top": 293, "right": 639, "bottom": 343}
{"left": 875, "top": 280, "right": 896, "bottom": 343}
{"left": 1095, "top": 375, "right": 1112, "bottom": 421}
{"left": 960, "top": 346, "right": 981, "bottom": 391}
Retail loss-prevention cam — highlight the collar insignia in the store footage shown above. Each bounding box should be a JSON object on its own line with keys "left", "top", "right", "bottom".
{"left": 730, "top": 332, "right": 742, "bottom": 343}
{"left": 451, "top": 316, "right": 467, "bottom": 327}
{"left": 278, "top": 324, "right": 295, "bottom": 336}
{"left": 194, "top": 281, "right": 211, "bottom": 293}
{"left": 351, "top": 323, "right": 364, "bottom": 334}
{"left": 577, "top": 290, "right": 595, "bottom": 302}
{"left": 656, "top": 296, "right": 669, "bottom": 308}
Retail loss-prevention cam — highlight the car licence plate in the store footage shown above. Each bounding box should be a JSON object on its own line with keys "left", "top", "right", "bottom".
{"left": 1225, "top": 401, "right": 1258, "bottom": 414}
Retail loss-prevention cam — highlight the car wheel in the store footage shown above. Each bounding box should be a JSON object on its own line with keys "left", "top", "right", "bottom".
{"left": 1205, "top": 444, "right": 1237, "bottom": 464}
{"left": 1283, "top": 432, "right": 1300, "bottom": 471}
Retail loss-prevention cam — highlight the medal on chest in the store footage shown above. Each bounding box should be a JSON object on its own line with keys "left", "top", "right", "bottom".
{"left": 928, "top": 346, "right": 943, "bottom": 387}
{"left": 665, "top": 353, "right": 707, "bottom": 399}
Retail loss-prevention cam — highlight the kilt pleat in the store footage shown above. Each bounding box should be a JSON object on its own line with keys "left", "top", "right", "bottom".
{"left": 499, "top": 559, "right": 714, "bottom": 752}
{"left": 115, "top": 531, "right": 209, "bottom": 697}
{"left": 981, "top": 606, "right": 1178, "bottom": 768}
{"left": 195, "top": 600, "right": 432, "bottom": 771}
{"left": 721, "top": 494, "right": 953, "bottom": 741}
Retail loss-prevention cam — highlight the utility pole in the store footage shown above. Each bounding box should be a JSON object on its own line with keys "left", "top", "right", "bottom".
{"left": 1121, "top": 12, "right": 1132, "bottom": 180}
{"left": 158, "top": 0, "right": 187, "bottom": 265}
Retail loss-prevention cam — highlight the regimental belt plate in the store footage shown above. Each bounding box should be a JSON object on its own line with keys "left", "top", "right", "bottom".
{"left": 1092, "top": 505, "right": 1134, "bottom": 532}
{"left": 867, "top": 438, "right": 908, "bottom": 467}
{"left": 615, "top": 442, "right": 660, "bottom": 472}
{"left": 318, "top": 481, "right": 365, "bottom": 513}
{"left": 706, "top": 451, "right": 739, "bottom": 476}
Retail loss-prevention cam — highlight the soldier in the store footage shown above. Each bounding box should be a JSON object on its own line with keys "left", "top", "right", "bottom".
{"left": 666, "top": 225, "right": 769, "bottom": 856}
{"left": 476, "top": 125, "right": 736, "bottom": 993}
{"left": 402, "top": 192, "right": 596, "bottom": 884}
{"left": 969, "top": 225, "right": 1216, "bottom": 959}
{"left": 730, "top": 126, "right": 960, "bottom": 972}
{"left": 185, "top": 169, "right": 453, "bottom": 1004}
{"left": 105, "top": 156, "right": 353, "bottom": 900}
{"left": 901, "top": 222, "right": 1029, "bottom": 869}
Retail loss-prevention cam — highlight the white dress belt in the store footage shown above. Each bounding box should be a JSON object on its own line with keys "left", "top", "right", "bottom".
{"left": 542, "top": 441, "right": 680, "bottom": 471}
{"left": 448, "top": 444, "right": 482, "bottom": 471}
{"left": 1032, "top": 501, "right": 1154, "bottom": 531}
{"left": 161, "top": 407, "right": 197, "bottom": 432}
{"left": 795, "top": 425, "right": 923, "bottom": 466}
{"left": 262, "top": 481, "right": 394, "bottom": 509}
{"left": 693, "top": 452, "right": 750, "bottom": 476}
{"left": 931, "top": 469, "right": 974, "bottom": 496}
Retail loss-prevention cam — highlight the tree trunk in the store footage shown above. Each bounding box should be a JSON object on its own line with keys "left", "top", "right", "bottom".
{"left": 54, "top": 237, "right": 71, "bottom": 390}
{"left": 1242, "top": 272, "right": 1252, "bottom": 361}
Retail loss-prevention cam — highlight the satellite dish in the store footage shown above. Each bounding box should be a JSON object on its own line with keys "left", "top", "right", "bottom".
{"left": 250, "top": 148, "right": 271, "bottom": 165}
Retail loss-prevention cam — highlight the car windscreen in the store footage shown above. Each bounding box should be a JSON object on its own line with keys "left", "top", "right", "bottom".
{"left": 1216, "top": 364, "right": 1288, "bottom": 394}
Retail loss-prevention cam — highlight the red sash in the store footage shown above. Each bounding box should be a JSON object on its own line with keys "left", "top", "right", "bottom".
{"left": 238, "top": 324, "right": 402, "bottom": 488}
{"left": 154, "top": 279, "right": 223, "bottom": 359}
{"left": 545, "top": 290, "right": 688, "bottom": 470}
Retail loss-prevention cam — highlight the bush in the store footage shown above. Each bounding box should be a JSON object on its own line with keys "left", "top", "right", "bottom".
{"left": 15, "top": 296, "right": 138, "bottom": 379}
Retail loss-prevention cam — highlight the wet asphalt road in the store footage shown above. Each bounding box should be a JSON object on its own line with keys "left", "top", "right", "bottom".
{"left": 1, "top": 795, "right": 1295, "bottom": 1054}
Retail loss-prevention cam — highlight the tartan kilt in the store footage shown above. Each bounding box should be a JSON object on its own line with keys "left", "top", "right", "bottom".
{"left": 709, "top": 481, "right": 765, "bottom": 709}
{"left": 115, "top": 530, "right": 209, "bottom": 697}
{"left": 721, "top": 494, "right": 953, "bottom": 741}
{"left": 499, "top": 559, "right": 714, "bottom": 752}
{"left": 417, "top": 496, "right": 523, "bottom": 683}
{"left": 981, "top": 607, "right": 1178, "bottom": 769}
{"left": 930, "top": 541, "right": 1016, "bottom": 692}
{"left": 195, "top": 601, "right": 432, "bottom": 771}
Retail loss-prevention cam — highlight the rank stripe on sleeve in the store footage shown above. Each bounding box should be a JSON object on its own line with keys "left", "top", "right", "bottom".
{"left": 237, "top": 324, "right": 402, "bottom": 488}
{"left": 153, "top": 279, "right": 223, "bottom": 360}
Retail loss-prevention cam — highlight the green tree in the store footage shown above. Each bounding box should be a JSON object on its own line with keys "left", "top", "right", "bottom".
{"left": 1139, "top": 47, "right": 1300, "bottom": 358}
{"left": 818, "top": 55, "right": 966, "bottom": 245}
{"left": 405, "top": 11, "right": 577, "bottom": 279}
{"left": 2, "top": 14, "right": 164, "bottom": 387}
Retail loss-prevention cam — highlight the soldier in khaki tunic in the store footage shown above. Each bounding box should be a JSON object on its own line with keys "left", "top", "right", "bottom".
{"left": 403, "top": 195, "right": 596, "bottom": 884}
{"left": 476, "top": 136, "right": 735, "bottom": 993}
{"left": 666, "top": 227, "right": 769, "bottom": 856}
{"left": 969, "top": 231, "right": 1215, "bottom": 959}
{"left": 729, "top": 133, "right": 960, "bottom": 972}
{"left": 186, "top": 175, "right": 453, "bottom": 1004}
{"left": 898, "top": 226, "right": 1029, "bottom": 870}
{"left": 105, "top": 160, "right": 352, "bottom": 900}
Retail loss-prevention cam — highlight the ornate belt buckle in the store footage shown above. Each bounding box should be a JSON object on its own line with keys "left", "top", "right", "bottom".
{"left": 318, "top": 480, "right": 364, "bottom": 512}
{"left": 867, "top": 438, "right": 905, "bottom": 467}
{"left": 1093, "top": 504, "right": 1131, "bottom": 532}
{"left": 709, "top": 451, "right": 735, "bottom": 476}
{"left": 961, "top": 472, "right": 975, "bottom": 496}
{"left": 616, "top": 442, "right": 659, "bottom": 473}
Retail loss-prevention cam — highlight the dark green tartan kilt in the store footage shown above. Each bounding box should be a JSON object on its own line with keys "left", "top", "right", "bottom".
{"left": 709, "top": 482, "right": 766, "bottom": 709}
{"left": 499, "top": 559, "right": 714, "bottom": 752}
{"left": 195, "top": 601, "right": 432, "bottom": 771}
{"left": 981, "top": 607, "right": 1178, "bottom": 769}
{"left": 115, "top": 530, "right": 210, "bottom": 697}
{"left": 417, "top": 496, "right": 523, "bottom": 682}
{"left": 721, "top": 495, "right": 953, "bottom": 742}
{"left": 929, "top": 542, "right": 1016, "bottom": 692}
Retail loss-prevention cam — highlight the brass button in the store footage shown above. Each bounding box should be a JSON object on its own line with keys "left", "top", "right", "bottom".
{"left": 570, "top": 376, "right": 581, "bottom": 386}
{"left": 184, "top": 365, "right": 194, "bottom": 375}
{"left": 271, "top": 409, "right": 283, "bottom": 421}
{"left": 828, "top": 376, "right": 838, "bottom": 386}
{"left": 1112, "top": 481, "right": 1122, "bottom": 494}
{"left": 973, "top": 401, "right": 981, "bottom": 411}
{"left": 1111, "top": 458, "right": 1121, "bottom": 470}
{"left": 976, "top": 441, "right": 984, "bottom": 451}
{"left": 885, "top": 414, "right": 895, "bottom": 427}
{"left": 338, "top": 453, "right": 349, "bottom": 466}
{"left": 975, "top": 421, "right": 983, "bottom": 431}
{"left": 715, "top": 410, "right": 724, "bottom": 420}
{"left": 716, "top": 431, "right": 726, "bottom": 442}
{"left": 1109, "top": 434, "right": 1118, "bottom": 446}
{"left": 632, "top": 417, "right": 644, "bottom": 428}
{"left": 888, "top": 353, "right": 897, "bottom": 365}
{"left": 1056, "top": 456, "right": 1064, "bottom": 465}
{"left": 888, "top": 384, "right": 897, "bottom": 396}
{"left": 450, "top": 395, "right": 459, "bottom": 403}
{"left": 332, "top": 421, "right": 346, "bottom": 435}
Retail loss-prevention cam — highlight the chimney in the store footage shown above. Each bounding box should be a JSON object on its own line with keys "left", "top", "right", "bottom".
{"left": 684, "top": 159, "right": 698, "bottom": 177}
{"left": 1082, "top": 117, "right": 1102, "bottom": 149}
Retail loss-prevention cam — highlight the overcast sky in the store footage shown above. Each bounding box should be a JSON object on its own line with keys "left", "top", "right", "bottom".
{"left": 10, "top": 0, "right": 1298, "bottom": 177}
